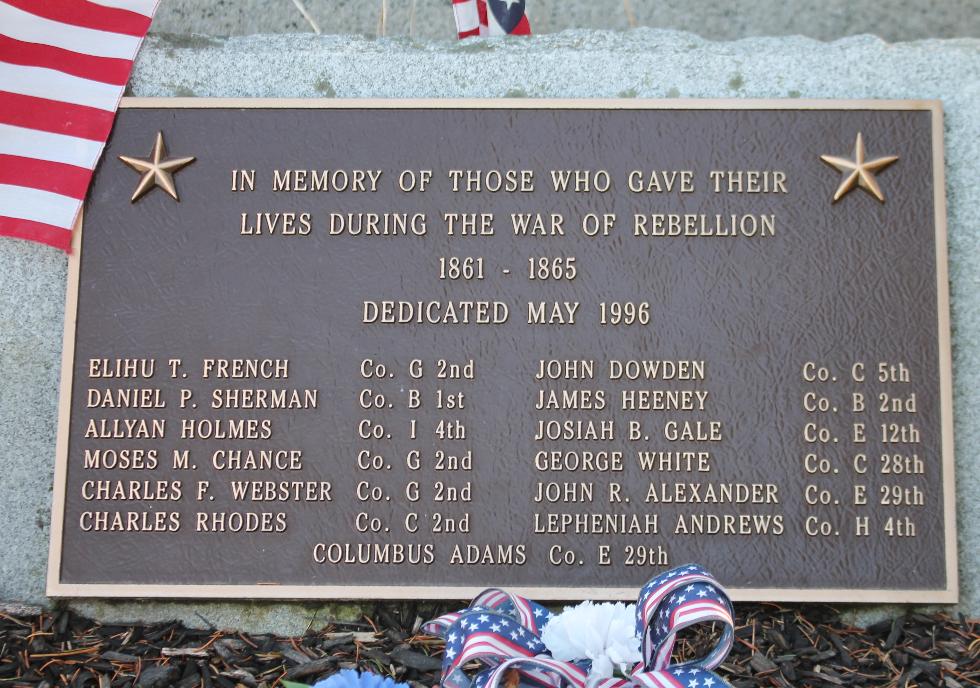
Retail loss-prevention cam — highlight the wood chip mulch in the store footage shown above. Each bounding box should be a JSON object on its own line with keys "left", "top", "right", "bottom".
{"left": 0, "top": 602, "right": 976, "bottom": 688}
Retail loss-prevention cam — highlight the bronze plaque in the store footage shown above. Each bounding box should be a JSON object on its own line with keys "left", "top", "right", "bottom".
{"left": 47, "top": 100, "right": 957, "bottom": 602}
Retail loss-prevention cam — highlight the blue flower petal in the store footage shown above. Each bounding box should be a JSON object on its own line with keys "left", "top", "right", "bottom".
{"left": 313, "top": 669, "right": 410, "bottom": 688}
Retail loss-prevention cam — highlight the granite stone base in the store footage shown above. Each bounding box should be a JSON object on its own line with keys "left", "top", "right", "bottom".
{"left": 1, "top": 30, "right": 977, "bottom": 633}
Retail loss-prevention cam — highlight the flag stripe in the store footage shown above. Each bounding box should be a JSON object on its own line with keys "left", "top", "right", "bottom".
{"left": 642, "top": 574, "right": 703, "bottom": 618}
{"left": 452, "top": 0, "right": 480, "bottom": 34}
{"left": 0, "top": 184, "right": 81, "bottom": 228}
{"left": 457, "top": 636, "right": 532, "bottom": 665}
{"left": 0, "top": 92, "right": 115, "bottom": 141}
{"left": 0, "top": 1, "right": 142, "bottom": 60}
{"left": 0, "top": 155, "right": 93, "bottom": 199}
{"left": 0, "top": 215, "right": 72, "bottom": 250}
{"left": 0, "top": 35, "right": 134, "bottom": 86}
{"left": 0, "top": 61, "right": 123, "bottom": 111}
{"left": 3, "top": 0, "right": 151, "bottom": 37}
{"left": 0, "top": 123, "right": 105, "bottom": 169}
{"left": 89, "top": 0, "right": 158, "bottom": 16}
{"left": 477, "top": 0, "right": 488, "bottom": 35}
{"left": 643, "top": 674, "right": 671, "bottom": 688}
{"left": 487, "top": 657, "right": 586, "bottom": 688}
{"left": 474, "top": 590, "right": 509, "bottom": 607}
{"left": 673, "top": 602, "right": 730, "bottom": 622}
{"left": 0, "top": 0, "right": 157, "bottom": 252}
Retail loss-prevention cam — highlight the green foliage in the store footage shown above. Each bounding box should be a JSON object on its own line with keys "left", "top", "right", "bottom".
{"left": 282, "top": 682, "right": 312, "bottom": 688}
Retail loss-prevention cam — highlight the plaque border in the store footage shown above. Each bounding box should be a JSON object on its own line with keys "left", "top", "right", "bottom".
{"left": 47, "top": 98, "right": 958, "bottom": 603}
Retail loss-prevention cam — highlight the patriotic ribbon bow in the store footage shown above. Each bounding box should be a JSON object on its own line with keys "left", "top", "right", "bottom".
{"left": 423, "top": 564, "right": 734, "bottom": 688}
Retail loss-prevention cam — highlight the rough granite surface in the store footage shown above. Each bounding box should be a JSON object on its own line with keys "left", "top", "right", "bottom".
{"left": 149, "top": 0, "right": 980, "bottom": 43}
{"left": 0, "top": 30, "right": 977, "bottom": 634}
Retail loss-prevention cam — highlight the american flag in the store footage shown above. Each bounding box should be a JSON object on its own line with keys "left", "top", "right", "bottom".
{"left": 0, "top": 0, "right": 158, "bottom": 252}
{"left": 423, "top": 565, "right": 735, "bottom": 688}
{"left": 452, "top": 0, "right": 531, "bottom": 38}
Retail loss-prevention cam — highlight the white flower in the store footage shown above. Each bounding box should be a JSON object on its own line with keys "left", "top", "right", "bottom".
{"left": 540, "top": 602, "right": 642, "bottom": 680}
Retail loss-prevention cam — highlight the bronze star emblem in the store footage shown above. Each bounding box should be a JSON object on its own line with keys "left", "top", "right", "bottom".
{"left": 118, "top": 131, "right": 195, "bottom": 202}
{"left": 820, "top": 132, "right": 898, "bottom": 203}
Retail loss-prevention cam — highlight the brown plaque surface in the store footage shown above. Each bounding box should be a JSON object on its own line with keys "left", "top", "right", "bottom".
{"left": 48, "top": 100, "right": 956, "bottom": 602}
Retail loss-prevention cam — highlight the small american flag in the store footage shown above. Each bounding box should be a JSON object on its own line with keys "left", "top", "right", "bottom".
{"left": 453, "top": 0, "right": 531, "bottom": 38}
{"left": 0, "top": 0, "right": 158, "bottom": 252}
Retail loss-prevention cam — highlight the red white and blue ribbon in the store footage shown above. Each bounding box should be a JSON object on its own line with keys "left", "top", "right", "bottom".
{"left": 423, "top": 564, "right": 734, "bottom": 688}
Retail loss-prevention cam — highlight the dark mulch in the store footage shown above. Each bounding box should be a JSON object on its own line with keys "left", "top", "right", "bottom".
{"left": 0, "top": 603, "right": 975, "bottom": 688}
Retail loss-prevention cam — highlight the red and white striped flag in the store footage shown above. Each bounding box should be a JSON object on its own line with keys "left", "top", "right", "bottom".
{"left": 453, "top": 0, "right": 531, "bottom": 39}
{"left": 0, "top": 0, "right": 158, "bottom": 252}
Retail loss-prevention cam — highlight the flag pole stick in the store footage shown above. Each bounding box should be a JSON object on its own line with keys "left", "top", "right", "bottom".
{"left": 290, "top": 0, "right": 322, "bottom": 34}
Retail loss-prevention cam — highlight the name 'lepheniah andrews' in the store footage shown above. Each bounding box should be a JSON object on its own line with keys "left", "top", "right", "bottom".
{"left": 534, "top": 511, "right": 784, "bottom": 535}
